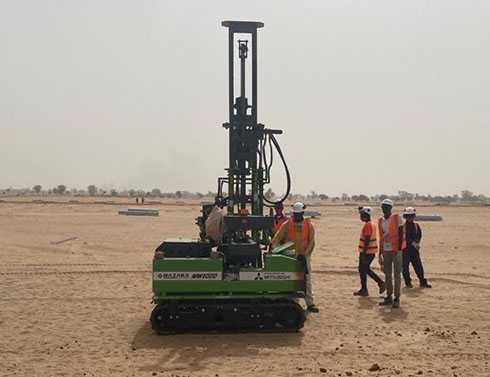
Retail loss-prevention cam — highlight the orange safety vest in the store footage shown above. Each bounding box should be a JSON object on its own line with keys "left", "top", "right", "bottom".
{"left": 358, "top": 221, "right": 378, "bottom": 254}
{"left": 274, "top": 215, "right": 289, "bottom": 234}
{"left": 378, "top": 214, "right": 402, "bottom": 252}
{"left": 286, "top": 218, "right": 311, "bottom": 255}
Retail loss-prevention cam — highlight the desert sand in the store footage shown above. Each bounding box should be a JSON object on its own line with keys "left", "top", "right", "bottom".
{"left": 1, "top": 200, "right": 489, "bottom": 376}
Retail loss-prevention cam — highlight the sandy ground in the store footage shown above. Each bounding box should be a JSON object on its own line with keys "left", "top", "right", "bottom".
{"left": 1, "top": 201, "right": 489, "bottom": 377}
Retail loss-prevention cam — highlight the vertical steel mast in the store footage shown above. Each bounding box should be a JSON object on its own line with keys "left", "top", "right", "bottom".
{"left": 221, "top": 21, "right": 264, "bottom": 216}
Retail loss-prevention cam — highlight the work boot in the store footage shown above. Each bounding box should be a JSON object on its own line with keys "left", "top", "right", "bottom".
{"left": 353, "top": 289, "right": 369, "bottom": 297}
{"left": 378, "top": 282, "right": 386, "bottom": 295}
{"left": 420, "top": 280, "right": 432, "bottom": 288}
{"left": 392, "top": 297, "right": 400, "bottom": 309}
{"left": 379, "top": 296, "right": 393, "bottom": 306}
{"left": 405, "top": 281, "right": 413, "bottom": 288}
{"left": 307, "top": 304, "right": 319, "bottom": 313}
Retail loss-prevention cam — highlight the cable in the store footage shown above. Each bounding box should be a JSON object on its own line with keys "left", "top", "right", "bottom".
{"left": 261, "top": 133, "right": 291, "bottom": 206}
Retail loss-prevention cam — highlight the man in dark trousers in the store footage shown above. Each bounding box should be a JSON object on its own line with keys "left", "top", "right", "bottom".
{"left": 402, "top": 207, "right": 432, "bottom": 288}
{"left": 354, "top": 207, "right": 386, "bottom": 296}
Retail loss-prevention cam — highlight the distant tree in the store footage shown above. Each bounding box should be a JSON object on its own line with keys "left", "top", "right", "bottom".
{"left": 175, "top": 191, "right": 182, "bottom": 199}
{"left": 151, "top": 188, "right": 162, "bottom": 197}
{"left": 351, "top": 194, "right": 369, "bottom": 202}
{"left": 128, "top": 189, "right": 136, "bottom": 197}
{"left": 318, "top": 194, "right": 329, "bottom": 200}
{"left": 309, "top": 191, "right": 318, "bottom": 199}
{"left": 379, "top": 194, "right": 388, "bottom": 201}
{"left": 87, "top": 185, "right": 97, "bottom": 196}
{"left": 398, "top": 191, "right": 415, "bottom": 201}
{"left": 433, "top": 196, "right": 450, "bottom": 204}
{"left": 52, "top": 187, "right": 58, "bottom": 194}
{"left": 264, "top": 188, "right": 275, "bottom": 200}
{"left": 110, "top": 189, "right": 118, "bottom": 197}
{"left": 33, "top": 185, "right": 42, "bottom": 194}
{"left": 57, "top": 185, "right": 66, "bottom": 195}
{"left": 461, "top": 190, "right": 475, "bottom": 201}
{"left": 341, "top": 193, "right": 350, "bottom": 202}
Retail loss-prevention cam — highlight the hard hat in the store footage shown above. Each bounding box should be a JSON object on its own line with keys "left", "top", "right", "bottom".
{"left": 381, "top": 198, "right": 394, "bottom": 207}
{"left": 359, "top": 206, "right": 372, "bottom": 216}
{"left": 292, "top": 202, "right": 305, "bottom": 213}
{"left": 403, "top": 207, "right": 416, "bottom": 216}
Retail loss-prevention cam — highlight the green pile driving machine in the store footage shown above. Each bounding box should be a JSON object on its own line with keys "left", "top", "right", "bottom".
{"left": 151, "top": 21, "right": 307, "bottom": 333}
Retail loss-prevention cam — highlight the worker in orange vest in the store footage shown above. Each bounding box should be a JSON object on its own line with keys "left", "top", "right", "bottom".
{"left": 378, "top": 198, "right": 404, "bottom": 308}
{"left": 354, "top": 206, "right": 386, "bottom": 297}
{"left": 272, "top": 202, "right": 288, "bottom": 235}
{"left": 271, "top": 202, "right": 318, "bottom": 313}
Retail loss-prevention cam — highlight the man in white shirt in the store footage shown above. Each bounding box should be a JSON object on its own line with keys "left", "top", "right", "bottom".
{"left": 378, "top": 199, "right": 404, "bottom": 308}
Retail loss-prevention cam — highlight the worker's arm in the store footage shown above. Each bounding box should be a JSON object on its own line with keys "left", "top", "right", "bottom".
{"left": 416, "top": 224, "right": 422, "bottom": 243}
{"left": 305, "top": 223, "right": 315, "bottom": 255}
{"left": 412, "top": 223, "right": 422, "bottom": 249}
{"left": 397, "top": 214, "right": 404, "bottom": 251}
{"left": 378, "top": 221, "right": 384, "bottom": 266}
{"left": 270, "top": 222, "right": 287, "bottom": 249}
{"left": 398, "top": 225, "right": 404, "bottom": 251}
{"left": 377, "top": 221, "right": 383, "bottom": 252}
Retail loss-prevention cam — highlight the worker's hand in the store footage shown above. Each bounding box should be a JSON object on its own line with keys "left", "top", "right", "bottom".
{"left": 412, "top": 241, "right": 420, "bottom": 250}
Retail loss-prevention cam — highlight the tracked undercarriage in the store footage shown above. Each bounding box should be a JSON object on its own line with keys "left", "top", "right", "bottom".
{"left": 151, "top": 298, "right": 305, "bottom": 334}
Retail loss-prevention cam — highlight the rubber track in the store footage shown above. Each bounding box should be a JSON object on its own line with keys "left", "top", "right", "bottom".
{"left": 150, "top": 299, "right": 306, "bottom": 334}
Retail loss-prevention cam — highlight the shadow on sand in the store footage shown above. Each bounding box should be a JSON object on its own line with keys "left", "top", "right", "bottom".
{"left": 357, "top": 296, "right": 379, "bottom": 310}
{"left": 131, "top": 321, "right": 304, "bottom": 372}
{"left": 378, "top": 305, "right": 409, "bottom": 323}
{"left": 356, "top": 296, "right": 409, "bottom": 322}
{"left": 402, "top": 287, "right": 424, "bottom": 298}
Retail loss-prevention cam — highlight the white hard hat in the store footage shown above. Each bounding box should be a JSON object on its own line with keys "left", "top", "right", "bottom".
{"left": 292, "top": 202, "right": 305, "bottom": 213}
{"left": 359, "top": 206, "right": 372, "bottom": 215}
{"left": 381, "top": 198, "right": 394, "bottom": 207}
{"left": 403, "top": 207, "right": 416, "bottom": 216}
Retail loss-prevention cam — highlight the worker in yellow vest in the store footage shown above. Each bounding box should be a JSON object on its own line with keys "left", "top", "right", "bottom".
{"left": 354, "top": 206, "right": 386, "bottom": 296}
{"left": 271, "top": 202, "right": 318, "bottom": 313}
{"left": 378, "top": 199, "right": 404, "bottom": 308}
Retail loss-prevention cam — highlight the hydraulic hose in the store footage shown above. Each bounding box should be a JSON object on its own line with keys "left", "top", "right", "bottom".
{"left": 262, "top": 133, "right": 291, "bottom": 207}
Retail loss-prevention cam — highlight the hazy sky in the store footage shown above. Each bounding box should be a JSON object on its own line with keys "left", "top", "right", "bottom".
{"left": 2, "top": 1, "right": 489, "bottom": 196}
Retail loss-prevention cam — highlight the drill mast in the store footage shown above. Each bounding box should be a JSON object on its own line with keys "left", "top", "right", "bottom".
{"left": 219, "top": 21, "right": 289, "bottom": 220}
